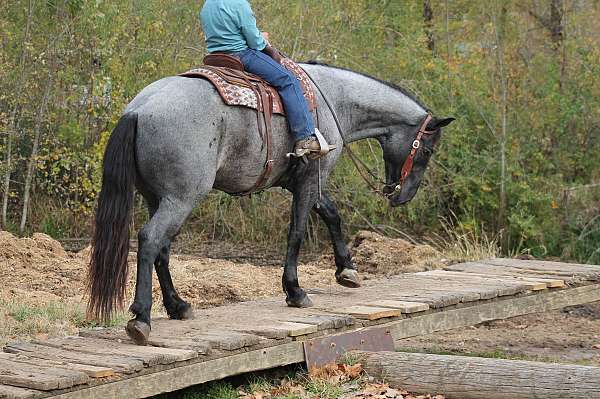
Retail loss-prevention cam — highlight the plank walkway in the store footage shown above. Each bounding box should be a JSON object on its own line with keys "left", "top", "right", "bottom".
{"left": 2, "top": 258, "right": 600, "bottom": 399}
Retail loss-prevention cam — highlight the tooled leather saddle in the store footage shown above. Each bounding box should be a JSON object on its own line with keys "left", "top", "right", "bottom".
{"left": 178, "top": 54, "right": 317, "bottom": 196}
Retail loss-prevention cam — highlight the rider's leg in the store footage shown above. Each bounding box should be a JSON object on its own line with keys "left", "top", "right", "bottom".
{"left": 237, "top": 49, "right": 313, "bottom": 140}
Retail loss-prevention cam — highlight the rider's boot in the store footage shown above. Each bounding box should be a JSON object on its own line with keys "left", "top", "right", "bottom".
{"left": 292, "top": 128, "right": 336, "bottom": 160}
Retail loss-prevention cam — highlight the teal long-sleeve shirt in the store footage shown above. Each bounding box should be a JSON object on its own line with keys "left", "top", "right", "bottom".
{"left": 200, "top": 0, "right": 267, "bottom": 53}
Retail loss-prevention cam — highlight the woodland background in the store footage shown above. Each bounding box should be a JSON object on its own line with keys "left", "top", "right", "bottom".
{"left": 0, "top": 0, "right": 598, "bottom": 263}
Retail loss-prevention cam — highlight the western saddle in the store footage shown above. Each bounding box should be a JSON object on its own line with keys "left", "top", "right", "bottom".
{"left": 179, "top": 53, "right": 317, "bottom": 196}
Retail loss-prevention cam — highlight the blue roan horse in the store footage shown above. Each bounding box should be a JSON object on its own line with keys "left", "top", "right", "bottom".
{"left": 88, "top": 62, "right": 454, "bottom": 345}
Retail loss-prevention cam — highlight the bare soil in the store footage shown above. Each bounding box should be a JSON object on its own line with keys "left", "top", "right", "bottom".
{"left": 397, "top": 302, "right": 600, "bottom": 366}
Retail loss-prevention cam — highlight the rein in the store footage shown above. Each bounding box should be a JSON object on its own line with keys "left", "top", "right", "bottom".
{"left": 302, "top": 67, "right": 434, "bottom": 198}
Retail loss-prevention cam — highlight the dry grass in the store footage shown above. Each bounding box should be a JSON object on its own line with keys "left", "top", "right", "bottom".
{"left": 428, "top": 219, "right": 500, "bottom": 264}
{"left": 0, "top": 293, "right": 128, "bottom": 347}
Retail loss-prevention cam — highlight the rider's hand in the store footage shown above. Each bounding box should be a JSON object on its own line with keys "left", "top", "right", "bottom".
{"left": 262, "top": 45, "right": 282, "bottom": 64}
{"left": 261, "top": 31, "right": 270, "bottom": 45}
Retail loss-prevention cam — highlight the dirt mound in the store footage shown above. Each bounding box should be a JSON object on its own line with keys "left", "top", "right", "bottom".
{"left": 0, "top": 232, "right": 85, "bottom": 300}
{"left": 0, "top": 231, "right": 68, "bottom": 264}
{"left": 350, "top": 230, "right": 442, "bottom": 275}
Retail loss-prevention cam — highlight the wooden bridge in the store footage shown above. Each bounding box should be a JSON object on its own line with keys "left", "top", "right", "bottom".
{"left": 2, "top": 258, "right": 600, "bottom": 399}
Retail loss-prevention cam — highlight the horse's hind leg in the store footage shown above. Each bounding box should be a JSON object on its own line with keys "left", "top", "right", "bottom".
{"left": 154, "top": 241, "right": 193, "bottom": 320}
{"left": 146, "top": 202, "right": 193, "bottom": 320}
{"left": 313, "top": 193, "right": 360, "bottom": 288}
{"left": 127, "top": 196, "right": 195, "bottom": 345}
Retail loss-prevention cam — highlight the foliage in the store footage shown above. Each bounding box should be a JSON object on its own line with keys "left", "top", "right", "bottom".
{"left": 0, "top": 0, "right": 598, "bottom": 263}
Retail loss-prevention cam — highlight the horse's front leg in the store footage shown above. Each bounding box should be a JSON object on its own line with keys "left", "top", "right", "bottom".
{"left": 313, "top": 193, "right": 360, "bottom": 288}
{"left": 283, "top": 187, "right": 318, "bottom": 308}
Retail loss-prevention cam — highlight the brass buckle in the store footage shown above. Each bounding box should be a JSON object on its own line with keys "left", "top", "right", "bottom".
{"left": 412, "top": 140, "right": 421, "bottom": 149}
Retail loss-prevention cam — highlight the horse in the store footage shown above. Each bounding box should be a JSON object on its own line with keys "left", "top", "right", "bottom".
{"left": 87, "top": 61, "right": 454, "bottom": 345}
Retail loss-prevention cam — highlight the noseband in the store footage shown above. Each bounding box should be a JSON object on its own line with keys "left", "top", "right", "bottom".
{"left": 385, "top": 114, "right": 437, "bottom": 197}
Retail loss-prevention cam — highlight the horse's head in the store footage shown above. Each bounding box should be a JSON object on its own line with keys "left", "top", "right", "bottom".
{"left": 381, "top": 115, "right": 454, "bottom": 207}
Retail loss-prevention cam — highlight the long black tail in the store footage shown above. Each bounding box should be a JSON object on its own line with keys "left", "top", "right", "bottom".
{"left": 87, "top": 112, "right": 138, "bottom": 322}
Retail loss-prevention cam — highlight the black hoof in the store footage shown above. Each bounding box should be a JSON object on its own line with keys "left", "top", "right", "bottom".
{"left": 167, "top": 301, "right": 194, "bottom": 320}
{"left": 180, "top": 306, "right": 194, "bottom": 320}
{"left": 126, "top": 319, "right": 151, "bottom": 346}
{"left": 286, "top": 292, "right": 313, "bottom": 308}
{"left": 336, "top": 269, "right": 361, "bottom": 288}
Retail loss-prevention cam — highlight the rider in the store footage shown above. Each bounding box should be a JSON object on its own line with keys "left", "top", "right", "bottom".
{"left": 200, "top": 0, "right": 332, "bottom": 159}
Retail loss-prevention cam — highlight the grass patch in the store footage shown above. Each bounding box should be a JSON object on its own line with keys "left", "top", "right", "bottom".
{"left": 181, "top": 381, "right": 238, "bottom": 399}
{"left": 338, "top": 352, "right": 363, "bottom": 366}
{"left": 0, "top": 297, "right": 128, "bottom": 347}
{"left": 303, "top": 378, "right": 343, "bottom": 399}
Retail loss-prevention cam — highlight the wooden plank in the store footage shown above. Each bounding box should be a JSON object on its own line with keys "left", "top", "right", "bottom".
{"left": 445, "top": 262, "right": 581, "bottom": 280}
{"left": 52, "top": 342, "right": 305, "bottom": 399}
{"left": 414, "top": 269, "right": 547, "bottom": 291}
{"left": 416, "top": 270, "right": 527, "bottom": 297}
{"left": 414, "top": 270, "right": 529, "bottom": 297}
{"left": 468, "top": 273, "right": 563, "bottom": 288}
{"left": 484, "top": 258, "right": 600, "bottom": 275}
{"left": 4, "top": 343, "right": 143, "bottom": 374}
{"left": 286, "top": 314, "right": 355, "bottom": 330}
{"left": 0, "top": 384, "right": 43, "bottom": 399}
{"left": 238, "top": 322, "right": 318, "bottom": 338}
{"left": 420, "top": 269, "right": 565, "bottom": 288}
{"left": 391, "top": 276, "right": 503, "bottom": 300}
{"left": 0, "top": 353, "right": 114, "bottom": 379}
{"left": 188, "top": 331, "right": 262, "bottom": 350}
{"left": 365, "top": 300, "right": 429, "bottom": 313}
{"left": 0, "top": 358, "right": 88, "bottom": 391}
{"left": 333, "top": 306, "right": 402, "bottom": 320}
{"left": 79, "top": 329, "right": 212, "bottom": 354}
{"left": 36, "top": 337, "right": 197, "bottom": 367}
{"left": 383, "top": 283, "right": 600, "bottom": 341}
{"left": 357, "top": 350, "right": 600, "bottom": 399}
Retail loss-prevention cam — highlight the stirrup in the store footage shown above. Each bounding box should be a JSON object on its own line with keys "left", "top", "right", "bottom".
{"left": 286, "top": 129, "right": 336, "bottom": 159}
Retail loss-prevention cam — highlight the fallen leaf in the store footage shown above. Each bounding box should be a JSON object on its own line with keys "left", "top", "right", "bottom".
{"left": 340, "top": 363, "right": 364, "bottom": 379}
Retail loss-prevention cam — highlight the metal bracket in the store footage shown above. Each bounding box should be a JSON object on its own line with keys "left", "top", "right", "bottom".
{"left": 303, "top": 327, "right": 394, "bottom": 370}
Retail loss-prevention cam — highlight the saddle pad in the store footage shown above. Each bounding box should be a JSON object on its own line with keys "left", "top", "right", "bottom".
{"left": 179, "top": 58, "right": 317, "bottom": 115}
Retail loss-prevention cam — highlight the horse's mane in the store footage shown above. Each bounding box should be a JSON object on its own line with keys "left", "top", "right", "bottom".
{"left": 304, "top": 60, "right": 431, "bottom": 112}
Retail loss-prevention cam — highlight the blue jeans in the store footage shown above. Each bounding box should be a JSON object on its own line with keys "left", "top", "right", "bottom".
{"left": 234, "top": 49, "right": 314, "bottom": 141}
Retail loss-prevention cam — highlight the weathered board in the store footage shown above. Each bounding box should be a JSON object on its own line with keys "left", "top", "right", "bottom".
{"left": 357, "top": 350, "right": 600, "bottom": 399}
{"left": 0, "top": 258, "right": 598, "bottom": 399}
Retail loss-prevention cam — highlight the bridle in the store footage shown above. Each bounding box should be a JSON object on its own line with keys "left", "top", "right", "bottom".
{"left": 383, "top": 114, "right": 437, "bottom": 197}
{"left": 302, "top": 67, "right": 437, "bottom": 198}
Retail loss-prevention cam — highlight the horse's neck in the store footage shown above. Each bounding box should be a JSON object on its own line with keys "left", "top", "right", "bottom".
{"left": 304, "top": 64, "right": 427, "bottom": 143}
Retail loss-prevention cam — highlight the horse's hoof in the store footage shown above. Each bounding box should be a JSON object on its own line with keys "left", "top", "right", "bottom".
{"left": 180, "top": 306, "right": 194, "bottom": 320}
{"left": 286, "top": 293, "right": 313, "bottom": 308}
{"left": 126, "top": 319, "right": 151, "bottom": 346}
{"left": 168, "top": 302, "right": 194, "bottom": 320}
{"left": 336, "top": 269, "right": 361, "bottom": 288}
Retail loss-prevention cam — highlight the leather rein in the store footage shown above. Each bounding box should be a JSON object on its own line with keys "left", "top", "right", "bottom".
{"left": 302, "top": 68, "right": 436, "bottom": 198}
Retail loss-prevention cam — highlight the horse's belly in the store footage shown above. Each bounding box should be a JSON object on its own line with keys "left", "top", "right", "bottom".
{"left": 213, "top": 114, "right": 292, "bottom": 194}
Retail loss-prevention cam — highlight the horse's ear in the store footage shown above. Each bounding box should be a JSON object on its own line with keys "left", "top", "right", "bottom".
{"left": 427, "top": 117, "right": 455, "bottom": 130}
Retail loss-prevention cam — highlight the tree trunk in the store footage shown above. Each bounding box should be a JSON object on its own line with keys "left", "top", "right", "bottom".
{"left": 493, "top": 5, "right": 509, "bottom": 253}
{"left": 355, "top": 350, "right": 600, "bottom": 399}
{"left": 423, "top": 0, "right": 435, "bottom": 52}
{"left": 19, "top": 74, "right": 53, "bottom": 235}
{"left": 2, "top": 0, "right": 34, "bottom": 229}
